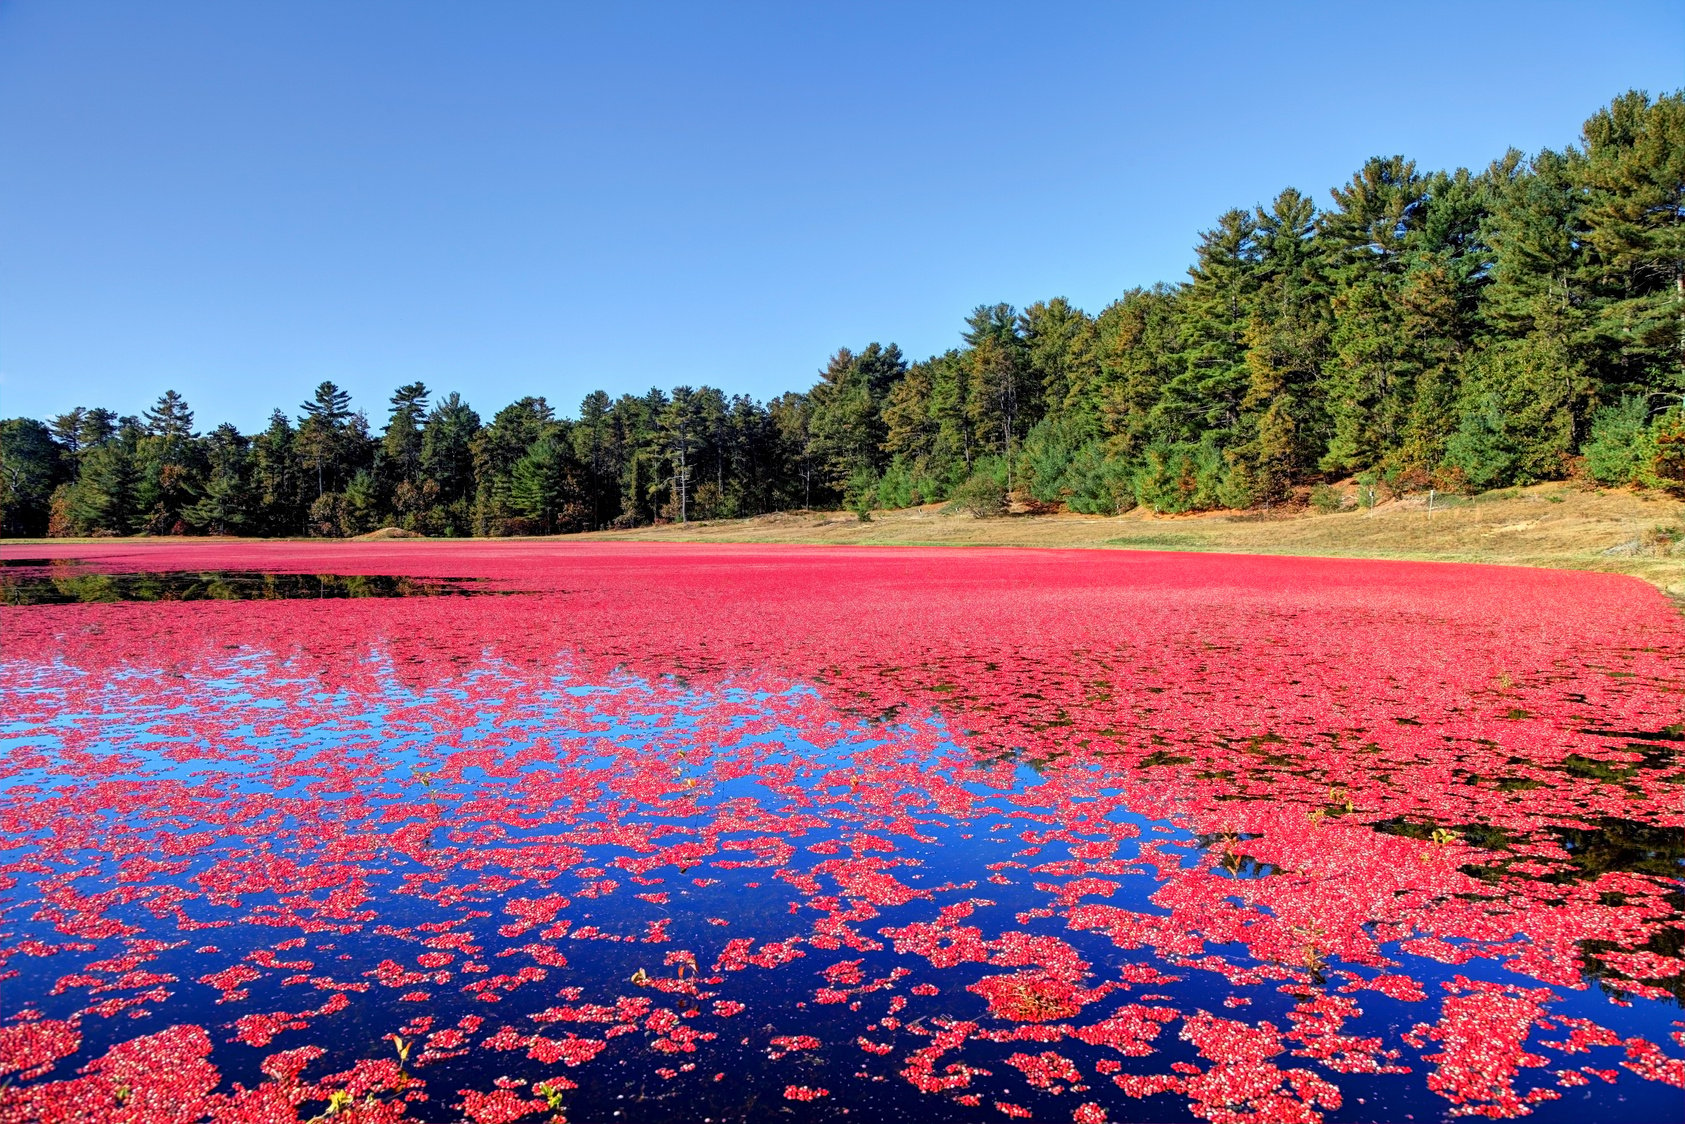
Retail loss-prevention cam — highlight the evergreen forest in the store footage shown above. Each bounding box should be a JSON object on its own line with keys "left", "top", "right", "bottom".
{"left": 4, "top": 91, "right": 1683, "bottom": 539}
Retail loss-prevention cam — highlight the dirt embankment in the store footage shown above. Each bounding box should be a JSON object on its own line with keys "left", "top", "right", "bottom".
{"left": 573, "top": 484, "right": 1685, "bottom": 599}
{"left": 353, "top": 526, "right": 427, "bottom": 541}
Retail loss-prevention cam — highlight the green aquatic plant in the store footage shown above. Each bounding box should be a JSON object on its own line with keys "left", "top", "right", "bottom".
{"left": 536, "top": 1082, "right": 567, "bottom": 1111}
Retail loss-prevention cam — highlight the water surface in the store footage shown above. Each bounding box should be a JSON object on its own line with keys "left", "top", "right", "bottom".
{"left": 2, "top": 543, "right": 1680, "bottom": 1122}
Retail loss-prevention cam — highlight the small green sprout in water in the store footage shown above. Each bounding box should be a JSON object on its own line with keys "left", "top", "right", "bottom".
{"left": 537, "top": 1082, "right": 567, "bottom": 1111}
{"left": 324, "top": 1089, "right": 355, "bottom": 1116}
{"left": 1420, "top": 826, "right": 1459, "bottom": 860}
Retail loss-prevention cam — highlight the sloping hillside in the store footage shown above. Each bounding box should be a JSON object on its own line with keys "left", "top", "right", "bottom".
{"left": 576, "top": 483, "right": 1685, "bottom": 599}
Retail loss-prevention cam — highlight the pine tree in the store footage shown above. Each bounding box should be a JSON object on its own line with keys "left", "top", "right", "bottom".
{"left": 1077, "top": 286, "right": 1182, "bottom": 454}
{"left": 143, "top": 390, "right": 195, "bottom": 443}
{"left": 1020, "top": 299, "right": 1097, "bottom": 422}
{"left": 1173, "top": 210, "right": 1262, "bottom": 435}
{"left": 47, "top": 408, "right": 118, "bottom": 480}
{"left": 660, "top": 387, "right": 702, "bottom": 522}
{"left": 185, "top": 423, "right": 252, "bottom": 534}
{"left": 473, "top": 397, "right": 555, "bottom": 534}
{"left": 882, "top": 360, "right": 940, "bottom": 473}
{"left": 808, "top": 350, "right": 879, "bottom": 492}
{"left": 926, "top": 350, "right": 974, "bottom": 483}
{"left": 68, "top": 440, "right": 138, "bottom": 535}
{"left": 251, "top": 410, "right": 305, "bottom": 534}
{"left": 297, "top": 381, "right": 354, "bottom": 499}
{"left": 1237, "top": 188, "right": 1328, "bottom": 499}
{"left": 1319, "top": 156, "right": 1429, "bottom": 475}
{"left": 420, "top": 393, "right": 481, "bottom": 534}
{"left": 382, "top": 383, "right": 429, "bottom": 484}
{"left": 767, "top": 392, "right": 816, "bottom": 510}
{"left": 511, "top": 436, "right": 583, "bottom": 533}
{"left": 135, "top": 390, "right": 203, "bottom": 533}
{"left": 342, "top": 469, "right": 382, "bottom": 535}
{"left": 966, "top": 333, "right": 1024, "bottom": 483}
{"left": 725, "top": 394, "right": 779, "bottom": 515}
{"left": 959, "top": 306, "right": 1029, "bottom": 487}
{"left": 1577, "top": 91, "right": 1685, "bottom": 399}
{"left": 693, "top": 386, "right": 732, "bottom": 519}
{"left": 571, "top": 390, "right": 613, "bottom": 529}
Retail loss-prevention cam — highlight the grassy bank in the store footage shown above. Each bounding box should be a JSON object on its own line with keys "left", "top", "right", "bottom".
{"left": 8, "top": 483, "right": 1681, "bottom": 600}
{"left": 574, "top": 483, "right": 1684, "bottom": 600}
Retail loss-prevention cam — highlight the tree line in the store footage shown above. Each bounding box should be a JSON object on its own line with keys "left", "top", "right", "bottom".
{"left": 3, "top": 90, "right": 1681, "bottom": 539}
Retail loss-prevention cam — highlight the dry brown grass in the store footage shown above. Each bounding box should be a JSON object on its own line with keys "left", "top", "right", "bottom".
{"left": 9, "top": 484, "right": 1680, "bottom": 600}
{"left": 574, "top": 483, "right": 1685, "bottom": 600}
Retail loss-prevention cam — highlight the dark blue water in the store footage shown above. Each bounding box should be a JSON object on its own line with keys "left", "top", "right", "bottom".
{"left": 1, "top": 653, "right": 1680, "bottom": 1123}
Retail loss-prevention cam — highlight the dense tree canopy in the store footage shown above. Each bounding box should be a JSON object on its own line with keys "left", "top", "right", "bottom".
{"left": 4, "top": 92, "right": 1682, "bottom": 538}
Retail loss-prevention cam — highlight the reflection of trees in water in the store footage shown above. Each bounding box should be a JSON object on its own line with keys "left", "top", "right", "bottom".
{"left": 1580, "top": 917, "right": 1685, "bottom": 1005}
{"left": 0, "top": 564, "right": 494, "bottom": 604}
{"left": 1371, "top": 812, "right": 1685, "bottom": 1004}
{"left": 1369, "top": 813, "right": 1683, "bottom": 891}
{"left": 1547, "top": 817, "right": 1685, "bottom": 883}
{"left": 1551, "top": 816, "right": 1685, "bottom": 1004}
{"left": 818, "top": 646, "right": 1685, "bottom": 1011}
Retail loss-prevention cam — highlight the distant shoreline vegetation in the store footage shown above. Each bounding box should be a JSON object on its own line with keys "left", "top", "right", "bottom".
{"left": 3, "top": 90, "right": 1682, "bottom": 539}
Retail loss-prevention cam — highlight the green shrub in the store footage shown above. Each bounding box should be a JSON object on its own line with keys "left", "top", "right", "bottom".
{"left": 844, "top": 466, "right": 878, "bottom": 521}
{"left": 876, "top": 459, "right": 913, "bottom": 510}
{"left": 1215, "top": 458, "right": 1256, "bottom": 511}
{"left": 1063, "top": 440, "right": 1136, "bottom": 514}
{"left": 943, "top": 470, "right": 1007, "bottom": 517}
{"left": 1016, "top": 417, "right": 1079, "bottom": 505}
{"left": 1134, "top": 435, "right": 1232, "bottom": 513}
{"left": 1309, "top": 483, "right": 1342, "bottom": 514}
{"left": 1444, "top": 395, "right": 1516, "bottom": 491}
{"left": 1582, "top": 397, "right": 1654, "bottom": 485}
{"left": 1654, "top": 408, "right": 1685, "bottom": 496}
{"left": 1133, "top": 443, "right": 1199, "bottom": 513}
{"left": 1355, "top": 471, "right": 1382, "bottom": 511}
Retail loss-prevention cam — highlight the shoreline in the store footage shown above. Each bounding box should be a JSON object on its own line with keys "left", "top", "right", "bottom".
{"left": 7, "top": 482, "right": 1681, "bottom": 600}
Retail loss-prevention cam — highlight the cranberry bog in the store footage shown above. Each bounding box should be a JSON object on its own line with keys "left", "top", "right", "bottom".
{"left": 1, "top": 542, "right": 1681, "bottom": 1124}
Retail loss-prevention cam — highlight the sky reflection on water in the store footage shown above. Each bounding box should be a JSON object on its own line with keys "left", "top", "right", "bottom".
{"left": 2, "top": 544, "right": 1682, "bottom": 1123}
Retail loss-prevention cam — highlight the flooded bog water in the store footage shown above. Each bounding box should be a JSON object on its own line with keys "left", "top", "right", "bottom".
{"left": 0, "top": 560, "right": 498, "bottom": 604}
{"left": 1, "top": 542, "right": 1681, "bottom": 1122}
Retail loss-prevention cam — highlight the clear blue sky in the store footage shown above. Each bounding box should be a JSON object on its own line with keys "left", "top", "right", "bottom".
{"left": 3, "top": 1, "right": 1680, "bottom": 432}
